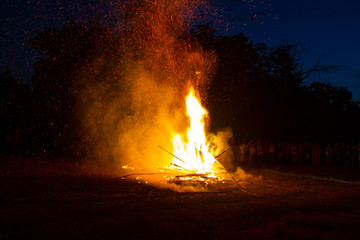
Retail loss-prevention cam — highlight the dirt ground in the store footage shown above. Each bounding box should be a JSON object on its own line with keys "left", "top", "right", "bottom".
{"left": 1, "top": 158, "right": 360, "bottom": 239}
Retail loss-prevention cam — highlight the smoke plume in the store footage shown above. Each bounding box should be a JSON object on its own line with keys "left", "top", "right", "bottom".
{"left": 77, "top": 0, "right": 235, "bottom": 180}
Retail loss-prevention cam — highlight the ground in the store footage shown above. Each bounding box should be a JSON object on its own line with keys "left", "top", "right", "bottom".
{"left": 1, "top": 158, "right": 360, "bottom": 239}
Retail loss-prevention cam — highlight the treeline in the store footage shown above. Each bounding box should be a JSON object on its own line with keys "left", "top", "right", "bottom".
{"left": 194, "top": 24, "right": 360, "bottom": 143}
{"left": 1, "top": 21, "right": 359, "bottom": 157}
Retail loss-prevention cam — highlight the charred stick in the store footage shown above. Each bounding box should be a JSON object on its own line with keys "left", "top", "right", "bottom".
{"left": 112, "top": 172, "right": 169, "bottom": 181}
{"left": 218, "top": 162, "right": 257, "bottom": 196}
{"left": 157, "top": 145, "right": 186, "bottom": 163}
{"left": 214, "top": 151, "right": 258, "bottom": 196}
{"left": 170, "top": 163, "right": 190, "bottom": 172}
{"left": 215, "top": 145, "right": 233, "bottom": 159}
{"left": 174, "top": 173, "right": 212, "bottom": 178}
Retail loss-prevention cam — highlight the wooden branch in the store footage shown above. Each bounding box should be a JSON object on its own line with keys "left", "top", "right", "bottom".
{"left": 214, "top": 145, "right": 232, "bottom": 159}
{"left": 112, "top": 172, "right": 169, "bottom": 181}
{"left": 170, "top": 163, "right": 190, "bottom": 172}
{"left": 157, "top": 145, "right": 186, "bottom": 163}
{"left": 214, "top": 148, "right": 258, "bottom": 196}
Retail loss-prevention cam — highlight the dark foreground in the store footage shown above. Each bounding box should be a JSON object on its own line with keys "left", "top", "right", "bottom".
{"left": 1, "top": 161, "right": 360, "bottom": 239}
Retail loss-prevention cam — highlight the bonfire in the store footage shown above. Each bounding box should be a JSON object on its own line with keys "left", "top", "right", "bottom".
{"left": 108, "top": 0, "right": 251, "bottom": 192}
{"left": 121, "top": 85, "right": 243, "bottom": 190}
{"left": 161, "top": 86, "right": 232, "bottom": 185}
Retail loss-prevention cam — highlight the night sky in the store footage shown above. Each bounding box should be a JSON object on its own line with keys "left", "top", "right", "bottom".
{"left": 1, "top": 0, "right": 360, "bottom": 100}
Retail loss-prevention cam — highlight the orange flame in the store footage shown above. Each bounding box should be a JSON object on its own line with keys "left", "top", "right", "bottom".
{"left": 171, "top": 86, "right": 217, "bottom": 174}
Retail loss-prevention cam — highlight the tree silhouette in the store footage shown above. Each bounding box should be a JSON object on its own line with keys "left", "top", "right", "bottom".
{"left": 0, "top": 70, "right": 33, "bottom": 154}
{"left": 2, "top": 16, "right": 359, "bottom": 157}
{"left": 29, "top": 22, "right": 121, "bottom": 156}
{"left": 193, "top": 24, "right": 359, "bottom": 143}
{"left": 307, "top": 82, "right": 360, "bottom": 142}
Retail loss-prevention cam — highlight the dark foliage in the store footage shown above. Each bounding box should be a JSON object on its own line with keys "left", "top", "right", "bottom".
{"left": 28, "top": 22, "right": 122, "bottom": 157}
{"left": 193, "top": 24, "right": 360, "bottom": 143}
{"left": 0, "top": 70, "right": 33, "bottom": 154}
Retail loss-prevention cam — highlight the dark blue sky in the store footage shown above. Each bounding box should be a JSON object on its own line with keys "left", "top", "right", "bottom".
{"left": 0, "top": 0, "right": 87, "bottom": 84}
{"left": 1, "top": 0, "right": 360, "bottom": 100}
{"left": 213, "top": 0, "right": 360, "bottom": 100}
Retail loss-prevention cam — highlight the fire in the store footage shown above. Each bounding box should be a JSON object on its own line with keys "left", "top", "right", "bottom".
{"left": 171, "top": 86, "right": 218, "bottom": 174}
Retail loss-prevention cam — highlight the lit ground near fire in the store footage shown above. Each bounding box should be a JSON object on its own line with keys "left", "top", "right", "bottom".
{"left": 1, "top": 159, "right": 360, "bottom": 239}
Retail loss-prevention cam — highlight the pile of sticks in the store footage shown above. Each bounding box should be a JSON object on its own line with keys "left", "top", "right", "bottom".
{"left": 157, "top": 145, "right": 257, "bottom": 196}
{"left": 115, "top": 145, "right": 257, "bottom": 196}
